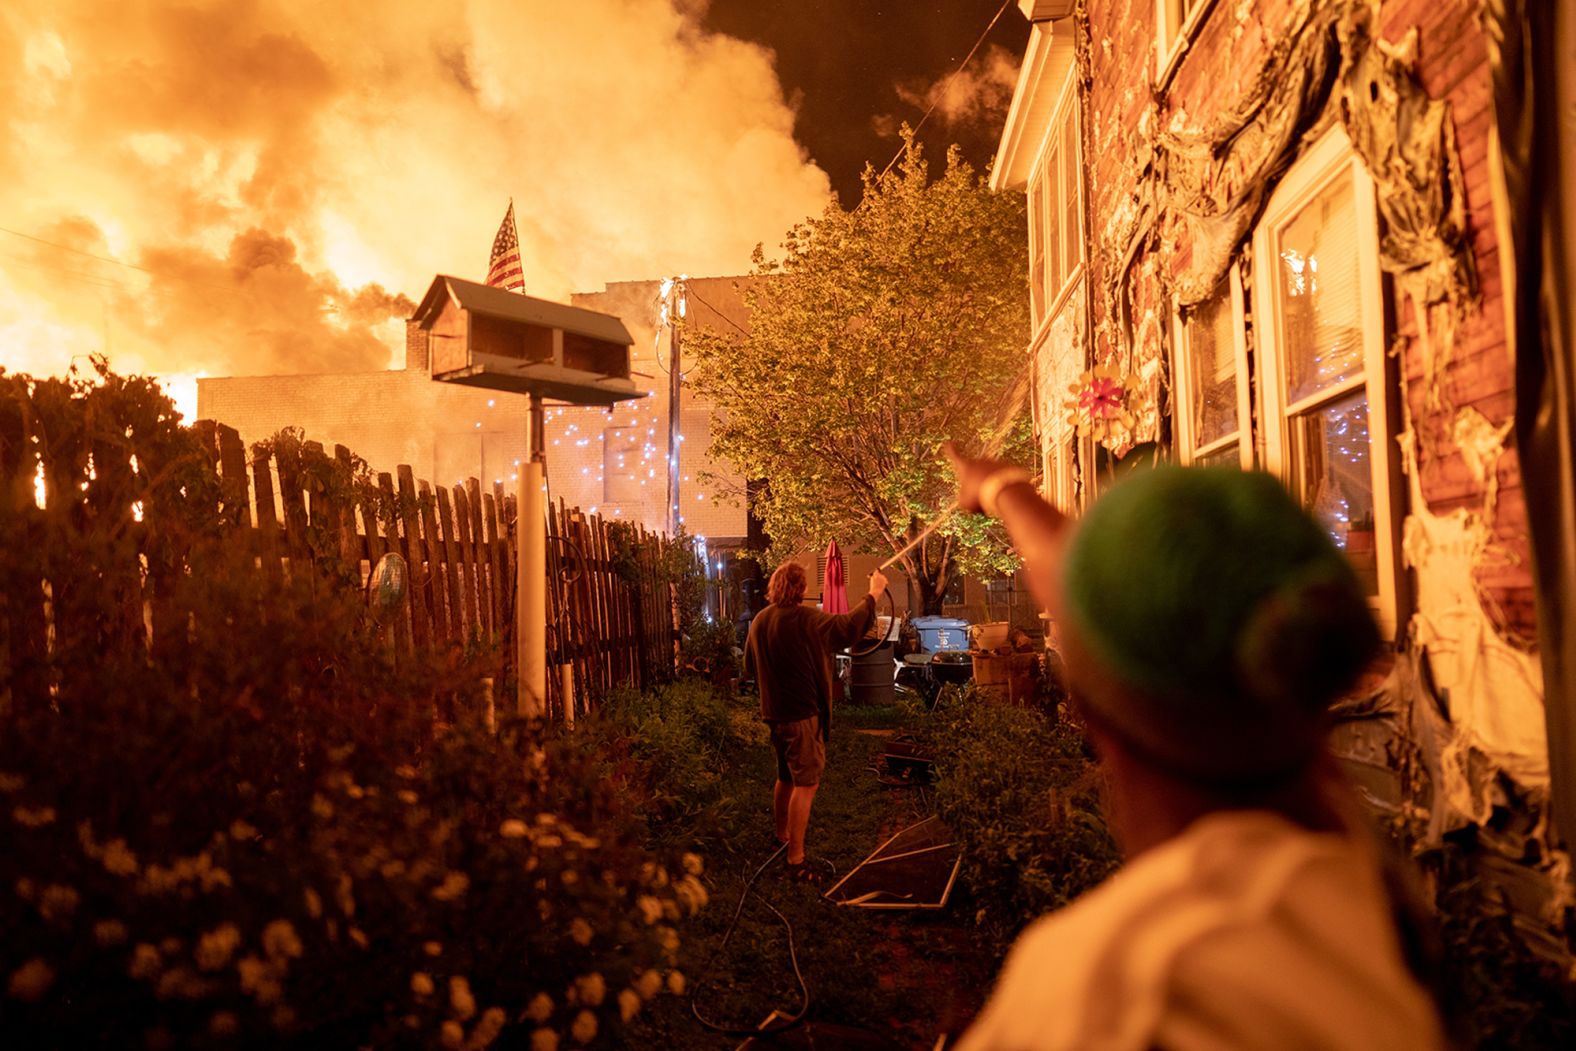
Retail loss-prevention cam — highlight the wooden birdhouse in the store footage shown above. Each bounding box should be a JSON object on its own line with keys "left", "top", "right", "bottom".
{"left": 414, "top": 274, "right": 645, "bottom": 405}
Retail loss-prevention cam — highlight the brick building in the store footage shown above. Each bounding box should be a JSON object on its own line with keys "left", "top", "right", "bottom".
{"left": 995, "top": 0, "right": 1569, "bottom": 957}
{"left": 197, "top": 276, "right": 754, "bottom": 544}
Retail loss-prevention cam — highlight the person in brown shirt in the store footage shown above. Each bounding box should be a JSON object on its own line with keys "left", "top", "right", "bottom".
{"left": 744, "top": 560, "right": 888, "bottom": 881}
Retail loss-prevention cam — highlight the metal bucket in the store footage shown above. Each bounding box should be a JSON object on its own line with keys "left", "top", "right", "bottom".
{"left": 851, "top": 642, "right": 896, "bottom": 705}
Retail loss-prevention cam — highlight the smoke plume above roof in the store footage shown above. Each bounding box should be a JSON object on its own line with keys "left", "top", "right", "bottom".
{"left": 0, "top": 0, "right": 830, "bottom": 412}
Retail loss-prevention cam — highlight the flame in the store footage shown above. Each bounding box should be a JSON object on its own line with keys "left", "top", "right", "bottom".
{"left": 0, "top": 1, "right": 829, "bottom": 391}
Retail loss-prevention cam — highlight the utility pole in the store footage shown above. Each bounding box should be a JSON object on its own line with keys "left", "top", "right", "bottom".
{"left": 665, "top": 278, "right": 686, "bottom": 536}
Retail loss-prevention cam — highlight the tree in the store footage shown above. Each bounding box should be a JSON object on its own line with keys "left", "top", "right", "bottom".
{"left": 689, "top": 132, "right": 1032, "bottom": 614}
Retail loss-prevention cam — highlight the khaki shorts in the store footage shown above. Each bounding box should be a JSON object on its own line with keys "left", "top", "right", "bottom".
{"left": 769, "top": 716, "right": 825, "bottom": 787}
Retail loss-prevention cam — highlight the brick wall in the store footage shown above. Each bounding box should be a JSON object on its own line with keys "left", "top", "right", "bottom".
{"left": 1080, "top": 0, "right": 1531, "bottom": 638}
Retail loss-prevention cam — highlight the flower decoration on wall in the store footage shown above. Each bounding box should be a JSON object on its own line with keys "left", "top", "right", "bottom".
{"left": 1064, "top": 363, "right": 1146, "bottom": 449}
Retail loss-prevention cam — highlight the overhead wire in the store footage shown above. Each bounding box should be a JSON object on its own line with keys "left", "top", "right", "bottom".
{"left": 875, "top": 0, "right": 1016, "bottom": 181}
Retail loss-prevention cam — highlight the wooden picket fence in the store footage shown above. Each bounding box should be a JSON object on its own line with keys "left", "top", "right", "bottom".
{"left": 544, "top": 501, "right": 683, "bottom": 720}
{"left": 187, "top": 421, "right": 686, "bottom": 719}
{"left": 0, "top": 372, "right": 680, "bottom": 721}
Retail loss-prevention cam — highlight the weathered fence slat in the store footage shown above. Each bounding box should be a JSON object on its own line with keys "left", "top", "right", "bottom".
{"left": 330, "top": 446, "right": 361, "bottom": 569}
{"left": 434, "top": 485, "right": 465, "bottom": 640}
{"left": 396, "top": 466, "right": 429, "bottom": 651}
{"left": 216, "top": 426, "right": 249, "bottom": 531}
{"left": 251, "top": 448, "right": 282, "bottom": 584}
{"left": 416, "top": 480, "right": 449, "bottom": 644}
{"left": 452, "top": 483, "right": 480, "bottom": 638}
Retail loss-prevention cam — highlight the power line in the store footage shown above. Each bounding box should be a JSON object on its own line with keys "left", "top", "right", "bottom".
{"left": 685, "top": 285, "right": 749, "bottom": 337}
{"left": 0, "top": 224, "right": 274, "bottom": 299}
{"left": 0, "top": 225, "right": 161, "bottom": 276}
{"left": 876, "top": 0, "right": 1015, "bottom": 181}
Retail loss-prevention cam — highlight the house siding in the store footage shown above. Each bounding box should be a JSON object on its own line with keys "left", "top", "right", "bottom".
{"left": 1010, "top": 0, "right": 1568, "bottom": 954}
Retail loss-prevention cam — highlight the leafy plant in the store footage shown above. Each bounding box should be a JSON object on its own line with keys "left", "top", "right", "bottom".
{"left": 0, "top": 367, "right": 707, "bottom": 1048}
{"left": 912, "top": 688, "right": 1118, "bottom": 944}
{"left": 688, "top": 128, "right": 1032, "bottom": 614}
{"left": 578, "top": 681, "right": 763, "bottom": 854}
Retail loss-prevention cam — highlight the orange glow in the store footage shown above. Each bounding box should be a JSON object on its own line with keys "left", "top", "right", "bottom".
{"left": 0, "top": 1, "right": 830, "bottom": 394}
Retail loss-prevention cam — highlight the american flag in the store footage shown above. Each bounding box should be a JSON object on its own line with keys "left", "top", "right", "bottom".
{"left": 486, "top": 201, "right": 526, "bottom": 293}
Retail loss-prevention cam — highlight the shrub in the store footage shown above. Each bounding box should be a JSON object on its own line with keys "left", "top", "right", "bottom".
{"left": 578, "top": 680, "right": 763, "bottom": 851}
{"left": 0, "top": 368, "right": 706, "bottom": 1047}
{"left": 914, "top": 687, "right": 1118, "bottom": 944}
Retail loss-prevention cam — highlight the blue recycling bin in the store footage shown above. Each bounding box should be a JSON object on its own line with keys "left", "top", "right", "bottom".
{"left": 911, "top": 615, "right": 970, "bottom": 653}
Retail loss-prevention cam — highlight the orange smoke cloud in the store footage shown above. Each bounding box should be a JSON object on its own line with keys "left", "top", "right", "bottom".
{"left": 877, "top": 44, "right": 1019, "bottom": 138}
{"left": 0, "top": 0, "right": 830, "bottom": 406}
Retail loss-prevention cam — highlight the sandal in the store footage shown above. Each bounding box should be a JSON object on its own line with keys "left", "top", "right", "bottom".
{"left": 786, "top": 857, "right": 831, "bottom": 886}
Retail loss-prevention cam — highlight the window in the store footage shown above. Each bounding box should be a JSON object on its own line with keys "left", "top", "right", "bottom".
{"left": 1252, "top": 125, "right": 1399, "bottom": 633}
{"left": 1155, "top": 0, "right": 1209, "bottom": 83}
{"left": 1027, "top": 68, "right": 1083, "bottom": 327}
{"left": 1170, "top": 266, "right": 1251, "bottom": 467}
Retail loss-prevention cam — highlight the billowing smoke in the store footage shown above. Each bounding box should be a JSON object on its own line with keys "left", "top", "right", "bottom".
{"left": 0, "top": 0, "right": 830, "bottom": 414}
{"left": 876, "top": 44, "right": 1019, "bottom": 138}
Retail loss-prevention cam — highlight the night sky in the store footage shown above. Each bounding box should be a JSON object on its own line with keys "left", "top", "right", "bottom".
{"left": 702, "top": 1, "right": 1031, "bottom": 204}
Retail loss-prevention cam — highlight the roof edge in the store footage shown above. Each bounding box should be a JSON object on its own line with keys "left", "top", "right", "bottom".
{"left": 991, "top": 20, "right": 1077, "bottom": 192}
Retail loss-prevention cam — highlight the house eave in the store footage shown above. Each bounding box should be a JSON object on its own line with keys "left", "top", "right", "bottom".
{"left": 991, "top": 19, "right": 1078, "bottom": 192}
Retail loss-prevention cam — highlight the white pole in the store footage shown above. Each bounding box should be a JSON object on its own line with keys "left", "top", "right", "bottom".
{"left": 518, "top": 395, "right": 548, "bottom": 719}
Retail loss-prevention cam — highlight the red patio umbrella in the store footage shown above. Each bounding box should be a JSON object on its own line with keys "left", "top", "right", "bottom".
{"left": 822, "top": 540, "right": 848, "bottom": 614}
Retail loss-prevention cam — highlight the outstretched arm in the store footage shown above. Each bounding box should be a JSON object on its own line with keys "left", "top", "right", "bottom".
{"left": 822, "top": 568, "right": 889, "bottom": 649}
{"left": 944, "top": 442, "right": 1071, "bottom": 615}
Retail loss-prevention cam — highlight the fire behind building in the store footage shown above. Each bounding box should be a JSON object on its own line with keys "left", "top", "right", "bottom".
{"left": 197, "top": 276, "right": 753, "bottom": 548}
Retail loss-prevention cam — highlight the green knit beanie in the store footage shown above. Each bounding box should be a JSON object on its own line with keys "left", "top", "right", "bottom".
{"left": 1059, "top": 466, "right": 1379, "bottom": 783}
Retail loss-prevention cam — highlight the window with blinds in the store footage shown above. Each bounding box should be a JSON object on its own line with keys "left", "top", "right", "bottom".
{"left": 1253, "top": 125, "right": 1399, "bottom": 633}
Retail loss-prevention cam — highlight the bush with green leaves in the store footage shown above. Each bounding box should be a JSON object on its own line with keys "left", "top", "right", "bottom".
{"left": 0, "top": 367, "right": 707, "bottom": 1048}
{"left": 578, "top": 680, "right": 764, "bottom": 852}
{"left": 911, "top": 687, "right": 1118, "bottom": 944}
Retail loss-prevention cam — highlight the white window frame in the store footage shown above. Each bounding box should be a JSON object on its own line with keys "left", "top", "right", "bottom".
{"left": 1170, "top": 264, "right": 1253, "bottom": 468}
{"left": 1027, "top": 64, "right": 1083, "bottom": 333}
{"left": 1252, "top": 124, "right": 1400, "bottom": 636}
{"left": 1155, "top": 0, "right": 1215, "bottom": 86}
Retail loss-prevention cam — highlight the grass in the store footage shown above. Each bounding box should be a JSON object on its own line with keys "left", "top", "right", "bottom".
{"left": 622, "top": 702, "right": 1001, "bottom": 1049}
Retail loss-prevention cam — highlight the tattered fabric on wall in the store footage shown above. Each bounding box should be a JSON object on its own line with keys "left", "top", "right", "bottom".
{"left": 1151, "top": 1, "right": 1477, "bottom": 334}
{"left": 1154, "top": 0, "right": 1345, "bottom": 307}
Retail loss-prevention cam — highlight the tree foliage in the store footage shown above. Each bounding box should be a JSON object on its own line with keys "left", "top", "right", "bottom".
{"left": 689, "top": 132, "right": 1032, "bottom": 612}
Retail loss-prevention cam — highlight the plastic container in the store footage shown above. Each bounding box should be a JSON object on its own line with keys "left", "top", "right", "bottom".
{"left": 971, "top": 621, "right": 1010, "bottom": 651}
{"left": 911, "top": 615, "right": 970, "bottom": 653}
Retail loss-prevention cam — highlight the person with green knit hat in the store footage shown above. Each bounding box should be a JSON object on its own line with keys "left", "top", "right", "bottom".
{"left": 944, "top": 446, "right": 1445, "bottom": 1051}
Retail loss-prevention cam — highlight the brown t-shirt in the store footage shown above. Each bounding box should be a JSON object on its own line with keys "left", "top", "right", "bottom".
{"left": 744, "top": 595, "right": 876, "bottom": 725}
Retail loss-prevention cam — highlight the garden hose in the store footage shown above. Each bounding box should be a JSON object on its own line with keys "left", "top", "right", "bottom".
{"left": 688, "top": 841, "right": 819, "bottom": 1038}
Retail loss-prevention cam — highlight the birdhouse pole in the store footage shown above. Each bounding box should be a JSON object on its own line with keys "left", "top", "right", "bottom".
{"left": 518, "top": 393, "right": 548, "bottom": 719}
